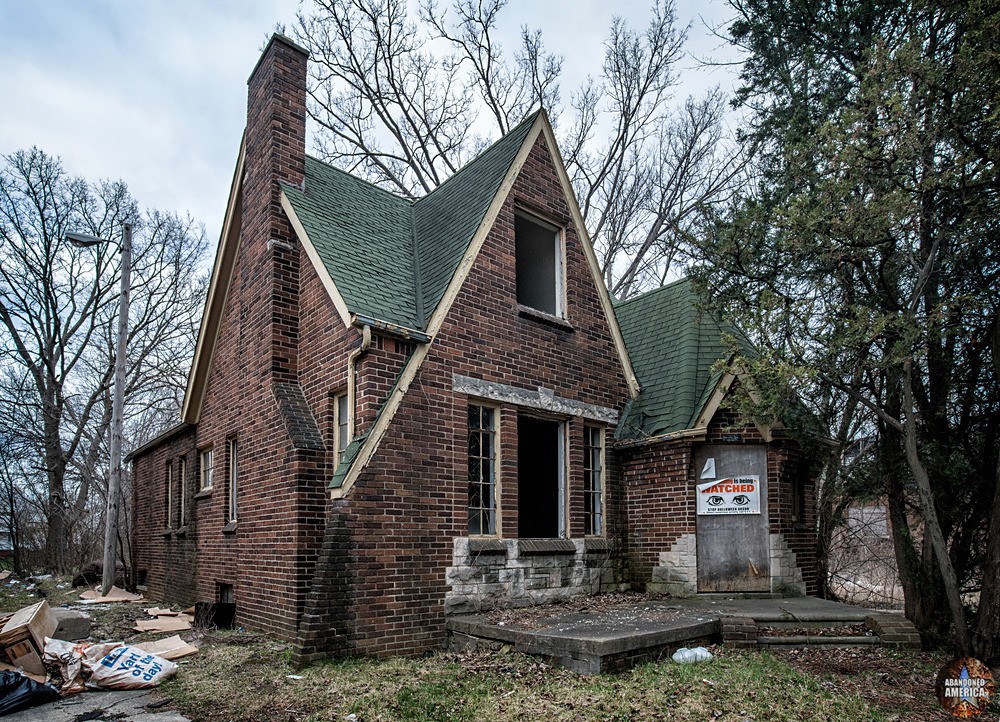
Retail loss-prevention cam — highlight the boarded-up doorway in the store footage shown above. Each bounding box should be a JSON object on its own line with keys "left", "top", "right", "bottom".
{"left": 694, "top": 444, "right": 770, "bottom": 592}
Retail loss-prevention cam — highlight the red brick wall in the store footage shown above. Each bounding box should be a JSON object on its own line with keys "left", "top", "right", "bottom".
{"left": 620, "top": 406, "right": 818, "bottom": 594}
{"left": 296, "top": 132, "right": 632, "bottom": 659}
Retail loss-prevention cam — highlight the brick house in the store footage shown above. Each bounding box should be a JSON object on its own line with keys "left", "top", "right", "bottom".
{"left": 130, "top": 35, "right": 817, "bottom": 661}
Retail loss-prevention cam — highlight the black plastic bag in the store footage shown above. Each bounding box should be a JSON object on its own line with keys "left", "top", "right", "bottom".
{"left": 0, "top": 670, "right": 60, "bottom": 716}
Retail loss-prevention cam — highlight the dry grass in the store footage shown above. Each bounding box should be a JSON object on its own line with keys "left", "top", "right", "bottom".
{"left": 1, "top": 577, "right": 987, "bottom": 721}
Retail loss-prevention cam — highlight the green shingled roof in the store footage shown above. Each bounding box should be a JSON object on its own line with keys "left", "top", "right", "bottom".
{"left": 614, "top": 278, "right": 754, "bottom": 440}
{"left": 282, "top": 112, "right": 538, "bottom": 331}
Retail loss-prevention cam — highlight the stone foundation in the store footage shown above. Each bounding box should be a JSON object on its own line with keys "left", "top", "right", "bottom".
{"left": 769, "top": 533, "right": 806, "bottom": 596}
{"left": 647, "top": 534, "right": 698, "bottom": 597}
{"left": 445, "top": 537, "right": 623, "bottom": 614}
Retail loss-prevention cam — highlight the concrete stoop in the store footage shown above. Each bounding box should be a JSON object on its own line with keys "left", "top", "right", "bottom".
{"left": 445, "top": 597, "right": 917, "bottom": 673}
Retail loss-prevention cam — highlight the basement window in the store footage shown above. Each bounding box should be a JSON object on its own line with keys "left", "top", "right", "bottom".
{"left": 515, "top": 213, "right": 563, "bottom": 317}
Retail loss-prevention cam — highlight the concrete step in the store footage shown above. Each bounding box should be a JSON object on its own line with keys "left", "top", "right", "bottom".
{"left": 757, "top": 635, "right": 881, "bottom": 648}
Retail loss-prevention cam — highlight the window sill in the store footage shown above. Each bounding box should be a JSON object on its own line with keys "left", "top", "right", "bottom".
{"left": 516, "top": 305, "right": 574, "bottom": 331}
{"left": 468, "top": 538, "right": 506, "bottom": 555}
{"left": 518, "top": 538, "right": 577, "bottom": 555}
{"left": 193, "top": 489, "right": 212, "bottom": 500}
{"left": 160, "top": 528, "right": 173, "bottom": 538}
{"left": 175, "top": 526, "right": 188, "bottom": 538}
{"left": 583, "top": 537, "right": 611, "bottom": 553}
{"left": 222, "top": 520, "right": 238, "bottom": 534}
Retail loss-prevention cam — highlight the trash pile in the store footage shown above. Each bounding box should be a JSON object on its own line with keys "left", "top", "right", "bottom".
{"left": 0, "top": 578, "right": 201, "bottom": 717}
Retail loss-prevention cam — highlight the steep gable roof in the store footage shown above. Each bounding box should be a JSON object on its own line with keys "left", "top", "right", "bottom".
{"left": 615, "top": 278, "right": 754, "bottom": 440}
{"left": 281, "top": 113, "right": 538, "bottom": 331}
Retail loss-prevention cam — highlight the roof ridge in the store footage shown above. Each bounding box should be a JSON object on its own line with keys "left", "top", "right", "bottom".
{"left": 416, "top": 109, "right": 542, "bottom": 206}
{"left": 303, "top": 155, "right": 415, "bottom": 205}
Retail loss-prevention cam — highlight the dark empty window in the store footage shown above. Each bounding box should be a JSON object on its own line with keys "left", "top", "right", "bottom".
{"left": 518, "top": 415, "right": 564, "bottom": 538}
{"left": 515, "top": 213, "right": 561, "bottom": 316}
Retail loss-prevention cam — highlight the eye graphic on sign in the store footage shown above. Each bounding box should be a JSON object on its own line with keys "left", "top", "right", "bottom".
{"left": 708, "top": 495, "right": 724, "bottom": 506}
{"left": 733, "top": 495, "right": 750, "bottom": 505}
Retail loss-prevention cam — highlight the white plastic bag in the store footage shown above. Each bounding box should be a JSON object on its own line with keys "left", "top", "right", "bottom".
{"left": 671, "top": 646, "right": 713, "bottom": 664}
{"left": 83, "top": 644, "right": 177, "bottom": 689}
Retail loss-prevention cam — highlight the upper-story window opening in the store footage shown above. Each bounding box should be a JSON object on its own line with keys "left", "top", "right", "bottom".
{"left": 515, "top": 212, "right": 563, "bottom": 317}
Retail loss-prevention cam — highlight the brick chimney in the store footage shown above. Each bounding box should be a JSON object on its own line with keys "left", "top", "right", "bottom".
{"left": 243, "top": 34, "right": 309, "bottom": 383}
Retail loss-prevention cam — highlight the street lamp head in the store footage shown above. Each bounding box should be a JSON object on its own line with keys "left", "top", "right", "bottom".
{"left": 65, "top": 231, "right": 108, "bottom": 248}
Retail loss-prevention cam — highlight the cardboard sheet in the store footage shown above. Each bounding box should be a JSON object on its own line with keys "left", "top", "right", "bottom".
{"left": 80, "top": 585, "right": 144, "bottom": 603}
{"left": 143, "top": 607, "right": 178, "bottom": 617}
{"left": 133, "top": 617, "right": 191, "bottom": 633}
{"left": 133, "top": 634, "right": 198, "bottom": 660}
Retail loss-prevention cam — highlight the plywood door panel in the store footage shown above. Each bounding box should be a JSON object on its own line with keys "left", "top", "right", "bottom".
{"left": 694, "top": 444, "right": 769, "bottom": 592}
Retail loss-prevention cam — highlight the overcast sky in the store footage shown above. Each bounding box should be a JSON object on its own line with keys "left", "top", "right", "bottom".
{"left": 0, "top": 0, "right": 741, "bottom": 246}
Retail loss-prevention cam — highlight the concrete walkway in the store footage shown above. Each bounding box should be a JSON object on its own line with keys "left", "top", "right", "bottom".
{"left": 3, "top": 689, "right": 189, "bottom": 722}
{"left": 447, "top": 596, "right": 880, "bottom": 674}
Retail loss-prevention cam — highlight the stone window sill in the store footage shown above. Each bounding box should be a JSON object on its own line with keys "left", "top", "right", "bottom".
{"left": 583, "top": 537, "right": 611, "bottom": 553}
{"left": 518, "top": 538, "right": 576, "bottom": 555}
{"left": 175, "top": 525, "right": 188, "bottom": 538}
{"left": 222, "top": 521, "right": 238, "bottom": 534}
{"left": 468, "top": 538, "right": 506, "bottom": 555}
{"left": 193, "top": 489, "right": 212, "bottom": 500}
{"left": 160, "top": 528, "right": 173, "bottom": 538}
{"left": 516, "top": 305, "right": 574, "bottom": 331}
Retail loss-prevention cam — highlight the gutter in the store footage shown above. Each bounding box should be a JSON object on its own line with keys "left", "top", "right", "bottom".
{"left": 350, "top": 314, "right": 430, "bottom": 344}
{"left": 612, "top": 427, "right": 707, "bottom": 450}
{"left": 347, "top": 324, "right": 374, "bottom": 443}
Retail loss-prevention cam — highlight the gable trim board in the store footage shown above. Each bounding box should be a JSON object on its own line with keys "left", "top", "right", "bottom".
{"left": 182, "top": 136, "right": 247, "bottom": 424}
{"left": 536, "top": 119, "right": 640, "bottom": 399}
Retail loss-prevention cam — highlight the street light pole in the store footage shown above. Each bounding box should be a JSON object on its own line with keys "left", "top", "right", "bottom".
{"left": 103, "top": 223, "right": 131, "bottom": 596}
{"left": 66, "top": 223, "right": 132, "bottom": 595}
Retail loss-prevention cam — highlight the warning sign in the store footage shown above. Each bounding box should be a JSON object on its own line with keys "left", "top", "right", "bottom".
{"left": 696, "top": 476, "right": 761, "bottom": 515}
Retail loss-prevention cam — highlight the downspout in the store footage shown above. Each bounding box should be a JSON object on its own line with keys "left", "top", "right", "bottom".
{"left": 347, "top": 324, "right": 372, "bottom": 438}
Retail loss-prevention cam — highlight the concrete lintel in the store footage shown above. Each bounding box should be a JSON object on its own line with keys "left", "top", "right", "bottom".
{"left": 453, "top": 374, "right": 618, "bottom": 423}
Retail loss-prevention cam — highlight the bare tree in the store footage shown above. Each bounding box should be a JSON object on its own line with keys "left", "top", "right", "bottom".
{"left": 294, "top": 0, "right": 746, "bottom": 298}
{"left": 0, "top": 147, "right": 207, "bottom": 572}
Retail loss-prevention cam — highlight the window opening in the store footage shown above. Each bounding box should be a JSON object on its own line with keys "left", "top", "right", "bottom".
{"left": 334, "top": 392, "right": 350, "bottom": 463}
{"left": 468, "top": 405, "right": 497, "bottom": 535}
{"left": 178, "top": 457, "right": 187, "bottom": 526}
{"left": 583, "top": 426, "right": 604, "bottom": 536}
{"left": 226, "top": 438, "right": 238, "bottom": 523}
{"left": 514, "top": 213, "right": 562, "bottom": 316}
{"left": 517, "top": 415, "right": 565, "bottom": 538}
{"left": 165, "top": 462, "right": 173, "bottom": 528}
{"left": 200, "top": 448, "right": 213, "bottom": 491}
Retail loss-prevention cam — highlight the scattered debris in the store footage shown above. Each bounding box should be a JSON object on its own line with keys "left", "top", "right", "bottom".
{"left": 43, "top": 638, "right": 178, "bottom": 692}
{"left": 286, "top": 674, "right": 304, "bottom": 680}
{"left": 0, "top": 669, "right": 60, "bottom": 715}
{"left": 0, "top": 600, "right": 58, "bottom": 677}
{"left": 134, "top": 635, "right": 198, "bottom": 661}
{"left": 145, "top": 607, "right": 179, "bottom": 617}
{"left": 52, "top": 608, "right": 93, "bottom": 641}
{"left": 672, "top": 646, "right": 713, "bottom": 664}
{"left": 0, "top": 571, "right": 10, "bottom": 581}
{"left": 135, "top": 617, "right": 192, "bottom": 634}
{"left": 79, "top": 585, "right": 143, "bottom": 604}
